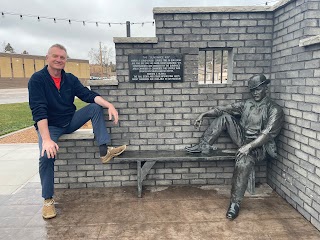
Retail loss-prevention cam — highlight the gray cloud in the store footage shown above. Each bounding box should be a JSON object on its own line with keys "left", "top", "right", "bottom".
{"left": 0, "top": 0, "right": 274, "bottom": 60}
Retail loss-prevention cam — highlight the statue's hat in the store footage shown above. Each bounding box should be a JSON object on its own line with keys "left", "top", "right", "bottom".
{"left": 248, "top": 75, "right": 270, "bottom": 90}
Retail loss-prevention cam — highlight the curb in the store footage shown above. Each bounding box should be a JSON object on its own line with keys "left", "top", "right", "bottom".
{"left": 0, "top": 126, "right": 34, "bottom": 139}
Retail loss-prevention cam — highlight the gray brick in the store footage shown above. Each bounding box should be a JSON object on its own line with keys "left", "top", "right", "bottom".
{"left": 190, "top": 179, "right": 207, "bottom": 184}
{"left": 59, "top": 165, "right": 77, "bottom": 171}
{"left": 69, "top": 183, "right": 86, "bottom": 188}
{"left": 69, "top": 172, "right": 86, "bottom": 177}
{"left": 165, "top": 174, "right": 181, "bottom": 180}
{"left": 113, "top": 176, "right": 129, "bottom": 181}
{"left": 78, "top": 177, "right": 95, "bottom": 183}
{"left": 122, "top": 181, "right": 136, "bottom": 187}
{"left": 173, "top": 180, "right": 190, "bottom": 185}
{"left": 156, "top": 169, "right": 172, "bottom": 174}
{"left": 156, "top": 180, "right": 173, "bottom": 185}
{"left": 182, "top": 174, "right": 198, "bottom": 179}
{"left": 86, "top": 182, "right": 103, "bottom": 188}
{"left": 221, "top": 20, "right": 239, "bottom": 27}
{"left": 58, "top": 153, "right": 77, "bottom": 159}
{"left": 60, "top": 178, "right": 77, "bottom": 183}
{"left": 95, "top": 176, "right": 112, "bottom": 181}
{"left": 183, "top": 21, "right": 201, "bottom": 27}
{"left": 77, "top": 165, "right": 95, "bottom": 171}
{"left": 104, "top": 182, "right": 121, "bottom": 187}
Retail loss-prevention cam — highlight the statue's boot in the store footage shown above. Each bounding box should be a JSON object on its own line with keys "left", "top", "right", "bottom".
{"left": 185, "top": 144, "right": 202, "bottom": 153}
{"left": 185, "top": 139, "right": 211, "bottom": 154}
{"left": 226, "top": 202, "right": 240, "bottom": 220}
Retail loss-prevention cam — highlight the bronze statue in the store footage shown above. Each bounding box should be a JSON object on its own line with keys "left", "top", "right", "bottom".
{"left": 185, "top": 74, "right": 284, "bottom": 220}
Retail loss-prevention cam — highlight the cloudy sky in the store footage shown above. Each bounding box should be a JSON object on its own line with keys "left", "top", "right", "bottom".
{"left": 0, "top": 0, "right": 278, "bottom": 61}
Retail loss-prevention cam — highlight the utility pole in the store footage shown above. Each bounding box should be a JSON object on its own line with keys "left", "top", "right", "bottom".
{"left": 126, "top": 21, "right": 131, "bottom": 37}
{"left": 99, "top": 42, "right": 103, "bottom": 78}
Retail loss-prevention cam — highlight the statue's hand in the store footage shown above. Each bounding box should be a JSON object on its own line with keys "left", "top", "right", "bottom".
{"left": 194, "top": 115, "right": 204, "bottom": 129}
{"left": 236, "top": 143, "right": 252, "bottom": 159}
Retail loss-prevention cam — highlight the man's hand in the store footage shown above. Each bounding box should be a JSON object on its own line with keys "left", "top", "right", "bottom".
{"left": 94, "top": 96, "right": 119, "bottom": 124}
{"left": 108, "top": 105, "right": 119, "bottom": 124}
{"left": 194, "top": 114, "right": 204, "bottom": 129}
{"left": 41, "top": 139, "right": 59, "bottom": 158}
{"left": 236, "top": 143, "right": 252, "bottom": 159}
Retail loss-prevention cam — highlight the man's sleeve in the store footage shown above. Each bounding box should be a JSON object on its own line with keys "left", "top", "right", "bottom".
{"left": 261, "top": 105, "right": 284, "bottom": 138}
{"left": 73, "top": 75, "right": 100, "bottom": 103}
{"left": 28, "top": 76, "right": 48, "bottom": 123}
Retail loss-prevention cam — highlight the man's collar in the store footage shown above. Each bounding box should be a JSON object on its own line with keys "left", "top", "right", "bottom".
{"left": 249, "top": 96, "right": 269, "bottom": 107}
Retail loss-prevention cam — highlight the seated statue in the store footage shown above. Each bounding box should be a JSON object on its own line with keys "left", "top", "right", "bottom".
{"left": 185, "top": 74, "right": 284, "bottom": 220}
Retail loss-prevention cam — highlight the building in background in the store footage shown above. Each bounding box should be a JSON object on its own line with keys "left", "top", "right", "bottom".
{"left": 0, "top": 52, "right": 90, "bottom": 89}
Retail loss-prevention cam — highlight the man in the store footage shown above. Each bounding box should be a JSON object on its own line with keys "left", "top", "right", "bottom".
{"left": 28, "top": 44, "right": 126, "bottom": 219}
{"left": 185, "top": 74, "right": 284, "bottom": 220}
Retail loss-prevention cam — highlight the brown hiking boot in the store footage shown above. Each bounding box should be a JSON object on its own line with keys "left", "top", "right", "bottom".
{"left": 100, "top": 145, "right": 126, "bottom": 164}
{"left": 42, "top": 198, "right": 56, "bottom": 219}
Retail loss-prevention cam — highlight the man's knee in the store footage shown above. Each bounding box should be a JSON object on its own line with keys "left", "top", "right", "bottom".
{"left": 87, "top": 103, "right": 103, "bottom": 115}
{"left": 220, "top": 113, "right": 234, "bottom": 121}
{"left": 89, "top": 103, "right": 102, "bottom": 110}
{"left": 235, "top": 155, "right": 255, "bottom": 168}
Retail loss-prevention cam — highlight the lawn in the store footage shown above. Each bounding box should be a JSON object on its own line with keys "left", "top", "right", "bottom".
{"left": 0, "top": 99, "right": 88, "bottom": 136}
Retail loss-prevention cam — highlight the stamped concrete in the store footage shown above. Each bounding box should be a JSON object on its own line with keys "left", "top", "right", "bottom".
{"left": 0, "top": 183, "right": 319, "bottom": 240}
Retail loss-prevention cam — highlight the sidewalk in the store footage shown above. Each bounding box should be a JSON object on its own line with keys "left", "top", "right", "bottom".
{"left": 0, "top": 144, "right": 320, "bottom": 239}
{"left": 0, "top": 144, "right": 39, "bottom": 195}
{"left": 0, "top": 88, "right": 29, "bottom": 104}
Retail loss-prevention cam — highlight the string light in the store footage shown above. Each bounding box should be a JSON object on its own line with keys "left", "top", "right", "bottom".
{"left": 0, "top": 11, "right": 155, "bottom": 27}
{"left": 253, "top": 0, "right": 279, "bottom": 6}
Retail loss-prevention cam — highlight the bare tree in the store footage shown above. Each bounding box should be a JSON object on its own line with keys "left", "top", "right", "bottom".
{"left": 88, "top": 42, "right": 115, "bottom": 77}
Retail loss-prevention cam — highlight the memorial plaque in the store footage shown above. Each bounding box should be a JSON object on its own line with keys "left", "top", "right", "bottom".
{"left": 129, "top": 54, "right": 183, "bottom": 82}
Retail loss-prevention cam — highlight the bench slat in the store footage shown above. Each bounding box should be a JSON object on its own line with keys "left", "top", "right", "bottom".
{"left": 114, "top": 150, "right": 236, "bottom": 162}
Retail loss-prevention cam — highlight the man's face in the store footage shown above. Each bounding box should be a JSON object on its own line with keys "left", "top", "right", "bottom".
{"left": 46, "top": 47, "right": 67, "bottom": 71}
{"left": 250, "top": 84, "right": 267, "bottom": 102}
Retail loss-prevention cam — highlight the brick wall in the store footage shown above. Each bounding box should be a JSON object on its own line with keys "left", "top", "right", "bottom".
{"left": 268, "top": 0, "right": 320, "bottom": 230}
{"left": 105, "top": 8, "right": 274, "bottom": 151}
{"left": 55, "top": 136, "right": 267, "bottom": 189}
{"left": 55, "top": 0, "right": 320, "bottom": 230}
{"left": 83, "top": 7, "right": 274, "bottom": 190}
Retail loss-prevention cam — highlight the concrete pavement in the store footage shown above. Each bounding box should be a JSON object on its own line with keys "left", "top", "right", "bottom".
{"left": 0, "top": 88, "right": 29, "bottom": 104}
{"left": 0, "top": 144, "right": 39, "bottom": 195}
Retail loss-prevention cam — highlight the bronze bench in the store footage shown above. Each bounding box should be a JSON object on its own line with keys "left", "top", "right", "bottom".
{"left": 115, "top": 150, "right": 256, "bottom": 197}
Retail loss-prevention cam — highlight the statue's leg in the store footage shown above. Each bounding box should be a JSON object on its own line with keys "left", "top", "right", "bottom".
{"left": 186, "top": 113, "right": 243, "bottom": 153}
{"left": 203, "top": 113, "right": 243, "bottom": 147}
{"left": 230, "top": 155, "right": 255, "bottom": 204}
{"left": 226, "top": 154, "right": 255, "bottom": 220}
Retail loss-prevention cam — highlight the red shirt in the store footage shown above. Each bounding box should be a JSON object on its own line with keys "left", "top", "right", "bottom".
{"left": 51, "top": 76, "right": 61, "bottom": 90}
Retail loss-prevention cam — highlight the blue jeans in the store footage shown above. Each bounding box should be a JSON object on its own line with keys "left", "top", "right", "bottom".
{"left": 37, "top": 103, "right": 110, "bottom": 199}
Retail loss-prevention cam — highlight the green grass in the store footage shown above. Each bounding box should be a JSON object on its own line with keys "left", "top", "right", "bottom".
{"left": 0, "top": 99, "right": 88, "bottom": 136}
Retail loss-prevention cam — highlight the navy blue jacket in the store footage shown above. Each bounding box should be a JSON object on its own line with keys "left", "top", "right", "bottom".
{"left": 28, "top": 66, "right": 99, "bottom": 128}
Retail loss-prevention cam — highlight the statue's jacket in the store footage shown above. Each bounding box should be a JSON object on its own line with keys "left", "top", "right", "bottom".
{"left": 228, "top": 97, "right": 284, "bottom": 159}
